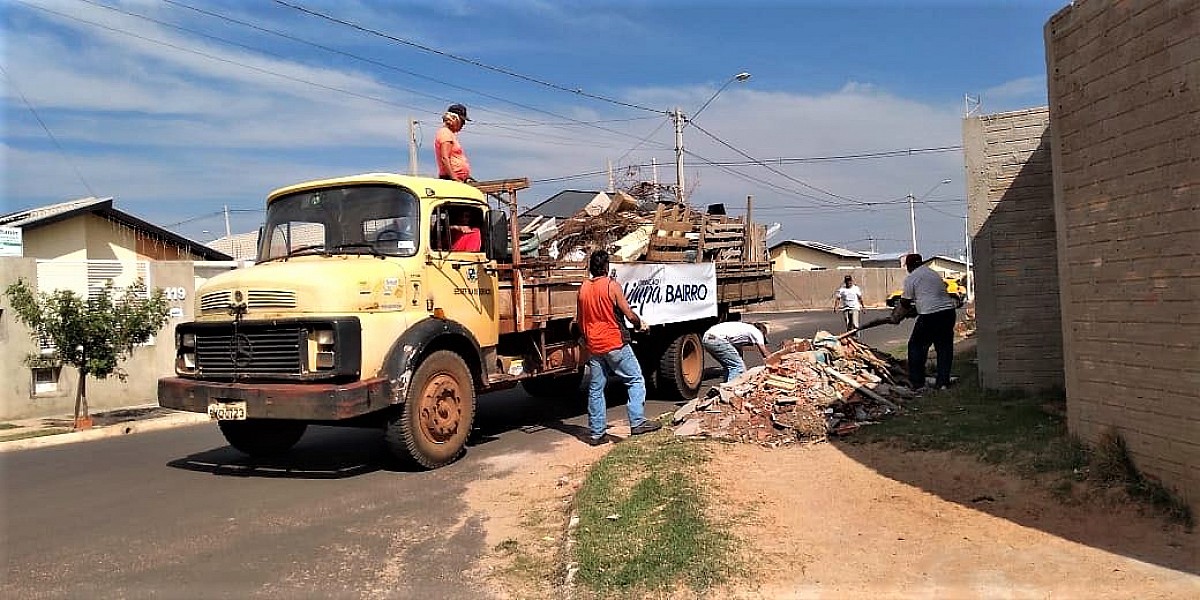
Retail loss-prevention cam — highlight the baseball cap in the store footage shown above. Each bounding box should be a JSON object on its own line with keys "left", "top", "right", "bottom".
{"left": 447, "top": 103, "right": 470, "bottom": 121}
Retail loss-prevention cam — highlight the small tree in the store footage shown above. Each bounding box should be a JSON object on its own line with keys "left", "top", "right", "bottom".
{"left": 5, "top": 278, "right": 170, "bottom": 430}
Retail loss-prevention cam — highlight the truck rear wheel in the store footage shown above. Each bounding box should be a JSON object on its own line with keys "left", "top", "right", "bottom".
{"left": 218, "top": 419, "right": 308, "bottom": 457}
{"left": 386, "top": 350, "right": 476, "bottom": 469}
{"left": 521, "top": 372, "right": 584, "bottom": 399}
{"left": 657, "top": 332, "right": 704, "bottom": 400}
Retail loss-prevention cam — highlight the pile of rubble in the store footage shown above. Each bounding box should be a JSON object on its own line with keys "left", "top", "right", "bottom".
{"left": 671, "top": 332, "right": 916, "bottom": 445}
{"left": 518, "top": 190, "right": 771, "bottom": 265}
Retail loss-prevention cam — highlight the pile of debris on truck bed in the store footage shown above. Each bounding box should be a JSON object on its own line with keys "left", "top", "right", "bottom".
{"left": 671, "top": 332, "right": 916, "bottom": 445}
{"left": 518, "top": 190, "right": 770, "bottom": 265}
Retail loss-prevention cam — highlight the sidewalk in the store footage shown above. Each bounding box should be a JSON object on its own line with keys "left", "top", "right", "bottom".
{"left": 0, "top": 404, "right": 210, "bottom": 452}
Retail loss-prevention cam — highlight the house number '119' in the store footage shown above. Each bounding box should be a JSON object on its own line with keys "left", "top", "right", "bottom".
{"left": 163, "top": 287, "right": 187, "bottom": 301}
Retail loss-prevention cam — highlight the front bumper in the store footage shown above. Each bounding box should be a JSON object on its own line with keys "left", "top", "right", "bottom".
{"left": 158, "top": 376, "right": 393, "bottom": 421}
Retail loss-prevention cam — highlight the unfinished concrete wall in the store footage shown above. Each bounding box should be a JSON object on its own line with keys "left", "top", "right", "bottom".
{"left": 963, "top": 107, "right": 1063, "bottom": 390}
{"left": 1046, "top": 0, "right": 1199, "bottom": 508}
{"left": 750, "top": 268, "right": 907, "bottom": 312}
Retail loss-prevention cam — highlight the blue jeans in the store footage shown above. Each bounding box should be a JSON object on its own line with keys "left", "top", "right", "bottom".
{"left": 703, "top": 334, "right": 745, "bottom": 382}
{"left": 586, "top": 345, "right": 647, "bottom": 438}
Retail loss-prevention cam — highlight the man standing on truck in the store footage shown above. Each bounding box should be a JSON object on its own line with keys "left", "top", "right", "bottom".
{"left": 577, "top": 249, "right": 661, "bottom": 445}
{"left": 435, "top": 103, "right": 474, "bottom": 183}
{"left": 701, "top": 318, "right": 771, "bottom": 382}
{"left": 900, "top": 253, "right": 958, "bottom": 391}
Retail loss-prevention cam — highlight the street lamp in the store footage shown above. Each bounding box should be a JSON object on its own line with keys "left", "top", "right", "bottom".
{"left": 907, "top": 178, "right": 952, "bottom": 253}
{"left": 674, "top": 72, "right": 752, "bottom": 201}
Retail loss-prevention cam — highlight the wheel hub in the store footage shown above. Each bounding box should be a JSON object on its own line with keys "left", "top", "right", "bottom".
{"left": 419, "top": 373, "right": 462, "bottom": 443}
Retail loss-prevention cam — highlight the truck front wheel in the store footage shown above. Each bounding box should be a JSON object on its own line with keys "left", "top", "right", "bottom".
{"left": 218, "top": 419, "right": 308, "bottom": 457}
{"left": 657, "top": 332, "right": 704, "bottom": 400}
{"left": 386, "top": 350, "right": 476, "bottom": 469}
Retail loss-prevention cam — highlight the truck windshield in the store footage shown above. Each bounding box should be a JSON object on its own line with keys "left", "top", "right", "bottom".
{"left": 259, "top": 184, "right": 420, "bottom": 261}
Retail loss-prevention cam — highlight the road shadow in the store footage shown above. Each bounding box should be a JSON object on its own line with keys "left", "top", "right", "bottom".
{"left": 831, "top": 439, "right": 1198, "bottom": 575}
{"left": 827, "top": 340, "right": 1197, "bottom": 575}
{"left": 167, "top": 426, "right": 415, "bottom": 478}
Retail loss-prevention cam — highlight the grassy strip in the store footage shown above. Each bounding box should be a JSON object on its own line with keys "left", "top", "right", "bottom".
{"left": 0, "top": 423, "right": 22, "bottom": 430}
{"left": 0, "top": 427, "right": 72, "bottom": 442}
{"left": 852, "top": 347, "right": 1192, "bottom": 527}
{"left": 572, "top": 431, "right": 734, "bottom": 598}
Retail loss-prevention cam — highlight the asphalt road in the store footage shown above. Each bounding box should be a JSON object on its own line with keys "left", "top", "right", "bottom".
{"left": 0, "top": 309, "right": 911, "bottom": 598}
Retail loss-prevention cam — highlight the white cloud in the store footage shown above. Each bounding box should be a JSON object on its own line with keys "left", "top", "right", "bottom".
{"left": 983, "top": 75, "right": 1046, "bottom": 100}
{"left": 4, "top": 2, "right": 973, "bottom": 252}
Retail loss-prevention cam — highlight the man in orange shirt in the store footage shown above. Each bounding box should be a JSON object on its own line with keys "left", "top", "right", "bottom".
{"left": 576, "top": 250, "right": 661, "bottom": 445}
{"left": 435, "top": 103, "right": 474, "bottom": 183}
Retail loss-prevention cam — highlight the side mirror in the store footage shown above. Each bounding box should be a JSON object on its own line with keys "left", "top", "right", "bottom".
{"left": 487, "top": 210, "right": 510, "bottom": 262}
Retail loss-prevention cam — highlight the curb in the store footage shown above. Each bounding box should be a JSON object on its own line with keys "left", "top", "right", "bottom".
{"left": 0, "top": 412, "right": 212, "bottom": 452}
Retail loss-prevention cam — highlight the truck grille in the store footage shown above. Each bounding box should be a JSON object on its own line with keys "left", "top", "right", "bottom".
{"left": 199, "top": 289, "right": 298, "bottom": 313}
{"left": 199, "top": 291, "right": 232, "bottom": 312}
{"left": 195, "top": 325, "right": 304, "bottom": 378}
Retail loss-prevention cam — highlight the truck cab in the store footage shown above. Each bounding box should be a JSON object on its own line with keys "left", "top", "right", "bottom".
{"left": 161, "top": 174, "right": 508, "bottom": 468}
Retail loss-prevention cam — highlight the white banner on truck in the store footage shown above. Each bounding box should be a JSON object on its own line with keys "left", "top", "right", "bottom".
{"left": 612, "top": 262, "right": 717, "bottom": 326}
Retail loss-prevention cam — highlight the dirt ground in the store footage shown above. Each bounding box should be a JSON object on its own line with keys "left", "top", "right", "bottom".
{"left": 465, "top": 435, "right": 1199, "bottom": 599}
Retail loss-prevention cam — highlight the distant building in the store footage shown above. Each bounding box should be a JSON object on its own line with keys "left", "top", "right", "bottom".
{"left": 0, "top": 197, "right": 231, "bottom": 263}
{"left": 768, "top": 240, "right": 867, "bottom": 271}
{"left": 0, "top": 197, "right": 231, "bottom": 420}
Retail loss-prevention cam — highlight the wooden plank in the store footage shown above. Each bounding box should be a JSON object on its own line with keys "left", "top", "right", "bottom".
{"left": 654, "top": 222, "right": 694, "bottom": 233}
{"left": 703, "top": 240, "right": 743, "bottom": 250}
{"left": 646, "top": 249, "right": 688, "bottom": 261}
{"left": 650, "top": 236, "right": 692, "bottom": 247}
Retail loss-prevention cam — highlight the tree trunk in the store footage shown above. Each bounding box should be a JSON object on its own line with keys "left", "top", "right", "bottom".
{"left": 72, "top": 369, "right": 92, "bottom": 430}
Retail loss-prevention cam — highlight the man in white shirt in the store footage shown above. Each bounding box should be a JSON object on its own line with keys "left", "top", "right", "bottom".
{"left": 900, "top": 253, "right": 959, "bottom": 390}
{"left": 702, "top": 318, "right": 771, "bottom": 382}
{"left": 833, "top": 275, "right": 864, "bottom": 334}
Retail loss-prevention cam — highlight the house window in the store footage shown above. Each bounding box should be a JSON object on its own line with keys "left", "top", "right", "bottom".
{"left": 32, "top": 367, "right": 61, "bottom": 395}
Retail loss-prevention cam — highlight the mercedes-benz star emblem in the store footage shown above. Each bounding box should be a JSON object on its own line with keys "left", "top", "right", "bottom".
{"left": 231, "top": 333, "right": 253, "bottom": 368}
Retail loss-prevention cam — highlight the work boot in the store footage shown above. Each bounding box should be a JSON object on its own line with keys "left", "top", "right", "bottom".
{"left": 630, "top": 421, "right": 662, "bottom": 435}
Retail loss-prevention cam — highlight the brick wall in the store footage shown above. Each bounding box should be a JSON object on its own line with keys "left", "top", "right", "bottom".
{"left": 963, "top": 107, "right": 1063, "bottom": 390}
{"left": 1046, "top": 0, "right": 1200, "bottom": 509}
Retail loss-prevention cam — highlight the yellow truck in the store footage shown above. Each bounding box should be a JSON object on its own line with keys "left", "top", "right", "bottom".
{"left": 159, "top": 173, "right": 773, "bottom": 468}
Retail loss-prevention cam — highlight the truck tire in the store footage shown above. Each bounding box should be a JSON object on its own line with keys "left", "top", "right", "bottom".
{"left": 521, "top": 372, "right": 584, "bottom": 399}
{"left": 657, "top": 332, "right": 704, "bottom": 401}
{"left": 386, "top": 350, "right": 476, "bottom": 469}
{"left": 218, "top": 419, "right": 308, "bottom": 457}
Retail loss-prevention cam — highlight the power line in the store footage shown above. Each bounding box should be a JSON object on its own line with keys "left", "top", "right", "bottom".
{"left": 35, "top": 0, "right": 646, "bottom": 152}
{"left": 161, "top": 0, "right": 664, "bottom": 142}
{"left": 272, "top": 0, "right": 665, "bottom": 114}
{"left": 15, "top": 0, "right": 421, "bottom": 111}
{"left": 0, "top": 64, "right": 97, "bottom": 198}
{"left": 688, "top": 121, "right": 869, "bottom": 206}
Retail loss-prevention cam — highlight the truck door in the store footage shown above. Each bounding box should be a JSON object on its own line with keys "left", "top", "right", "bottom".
{"left": 427, "top": 202, "right": 499, "bottom": 347}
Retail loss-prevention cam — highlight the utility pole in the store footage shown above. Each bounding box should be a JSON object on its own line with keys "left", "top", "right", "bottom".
{"left": 223, "top": 205, "right": 232, "bottom": 240}
{"left": 607, "top": 159, "right": 614, "bottom": 193}
{"left": 964, "top": 215, "right": 974, "bottom": 302}
{"left": 907, "top": 192, "right": 918, "bottom": 254}
{"left": 652, "top": 158, "right": 661, "bottom": 202}
{"left": 673, "top": 108, "right": 686, "bottom": 202}
{"left": 408, "top": 118, "right": 419, "bottom": 176}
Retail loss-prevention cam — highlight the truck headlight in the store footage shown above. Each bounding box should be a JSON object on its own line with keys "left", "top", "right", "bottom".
{"left": 178, "top": 332, "right": 197, "bottom": 349}
{"left": 308, "top": 328, "right": 336, "bottom": 371}
{"left": 176, "top": 331, "right": 197, "bottom": 374}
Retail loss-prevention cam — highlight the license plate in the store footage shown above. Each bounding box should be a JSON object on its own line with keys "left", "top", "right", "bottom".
{"left": 208, "top": 401, "right": 247, "bottom": 420}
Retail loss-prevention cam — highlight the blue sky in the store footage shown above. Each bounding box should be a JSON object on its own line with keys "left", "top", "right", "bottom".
{"left": 2, "top": 0, "right": 1065, "bottom": 256}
